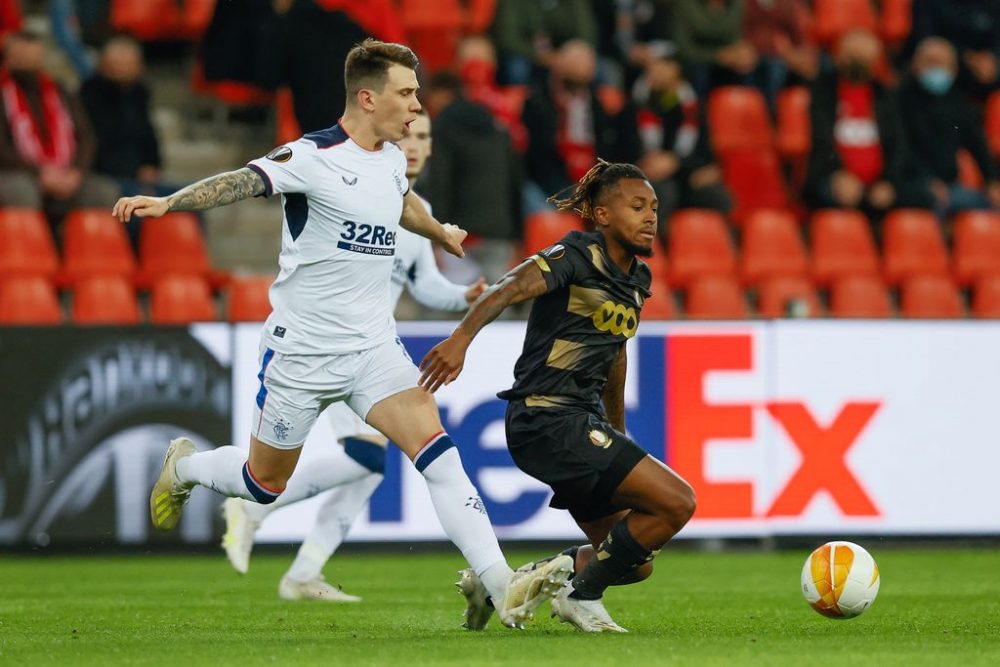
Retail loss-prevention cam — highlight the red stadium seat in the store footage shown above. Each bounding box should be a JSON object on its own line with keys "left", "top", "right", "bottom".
{"left": 957, "top": 149, "right": 984, "bottom": 189}
{"left": 522, "top": 211, "right": 587, "bottom": 257}
{"left": 972, "top": 275, "right": 1000, "bottom": 319}
{"left": 718, "top": 149, "right": 789, "bottom": 224}
{"left": 228, "top": 275, "right": 273, "bottom": 322}
{"left": 110, "top": 0, "right": 214, "bottom": 41}
{"left": 60, "top": 209, "right": 136, "bottom": 285}
{"left": 900, "top": 275, "right": 963, "bottom": 319}
{"left": 829, "top": 275, "right": 893, "bottom": 318}
{"left": 757, "top": 276, "right": 822, "bottom": 318}
{"left": 953, "top": 211, "right": 1000, "bottom": 286}
{"left": 667, "top": 209, "right": 737, "bottom": 286}
{"left": 685, "top": 275, "right": 750, "bottom": 319}
{"left": 275, "top": 87, "right": 302, "bottom": 145}
{"left": 399, "top": 0, "right": 463, "bottom": 72}
{"left": 139, "top": 213, "right": 211, "bottom": 285}
{"left": 776, "top": 86, "right": 810, "bottom": 158}
{"left": 0, "top": 276, "right": 62, "bottom": 324}
{"left": 150, "top": 275, "right": 217, "bottom": 324}
{"left": 881, "top": 209, "right": 949, "bottom": 285}
{"left": 72, "top": 276, "right": 141, "bottom": 324}
{"left": 0, "top": 207, "right": 58, "bottom": 279}
{"left": 641, "top": 246, "right": 669, "bottom": 283}
{"left": 810, "top": 209, "right": 879, "bottom": 286}
{"left": 740, "top": 209, "right": 809, "bottom": 285}
{"left": 879, "top": 0, "right": 912, "bottom": 48}
{"left": 812, "top": 0, "right": 878, "bottom": 49}
{"left": 986, "top": 92, "right": 1000, "bottom": 159}
{"left": 708, "top": 86, "right": 774, "bottom": 153}
{"left": 642, "top": 276, "right": 677, "bottom": 320}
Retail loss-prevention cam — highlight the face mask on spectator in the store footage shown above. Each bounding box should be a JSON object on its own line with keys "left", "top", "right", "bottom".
{"left": 840, "top": 60, "right": 872, "bottom": 83}
{"left": 918, "top": 67, "right": 954, "bottom": 95}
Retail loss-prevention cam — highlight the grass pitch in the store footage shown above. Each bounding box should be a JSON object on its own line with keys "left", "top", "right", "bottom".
{"left": 2, "top": 547, "right": 999, "bottom": 666}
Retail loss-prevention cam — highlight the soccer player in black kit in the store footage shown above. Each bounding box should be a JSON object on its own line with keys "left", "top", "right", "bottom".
{"left": 419, "top": 160, "right": 696, "bottom": 633}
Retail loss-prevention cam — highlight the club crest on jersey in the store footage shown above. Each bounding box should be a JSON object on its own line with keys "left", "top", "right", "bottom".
{"left": 589, "top": 429, "right": 612, "bottom": 449}
{"left": 265, "top": 146, "right": 292, "bottom": 163}
{"left": 541, "top": 244, "right": 565, "bottom": 260}
{"left": 342, "top": 174, "right": 358, "bottom": 186}
{"left": 272, "top": 417, "right": 292, "bottom": 442}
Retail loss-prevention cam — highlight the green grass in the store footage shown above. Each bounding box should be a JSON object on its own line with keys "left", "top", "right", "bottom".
{"left": 2, "top": 548, "right": 999, "bottom": 666}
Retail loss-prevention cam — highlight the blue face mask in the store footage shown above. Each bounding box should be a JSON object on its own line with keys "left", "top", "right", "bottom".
{"left": 919, "top": 67, "right": 954, "bottom": 95}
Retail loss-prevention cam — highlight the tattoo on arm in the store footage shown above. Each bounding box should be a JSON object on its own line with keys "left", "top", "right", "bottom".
{"left": 166, "top": 168, "right": 265, "bottom": 212}
{"left": 458, "top": 260, "right": 549, "bottom": 340}
{"left": 602, "top": 345, "right": 627, "bottom": 432}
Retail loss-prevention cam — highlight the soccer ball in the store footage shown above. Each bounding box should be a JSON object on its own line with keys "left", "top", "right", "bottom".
{"left": 801, "top": 541, "right": 880, "bottom": 619}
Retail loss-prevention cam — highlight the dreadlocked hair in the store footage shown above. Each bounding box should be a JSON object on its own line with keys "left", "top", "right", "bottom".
{"left": 548, "top": 159, "right": 649, "bottom": 222}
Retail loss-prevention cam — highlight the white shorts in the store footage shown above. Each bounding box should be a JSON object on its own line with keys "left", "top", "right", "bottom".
{"left": 251, "top": 336, "right": 419, "bottom": 449}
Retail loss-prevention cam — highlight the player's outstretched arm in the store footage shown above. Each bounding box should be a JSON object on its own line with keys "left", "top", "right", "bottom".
{"left": 408, "top": 240, "right": 487, "bottom": 310}
{"left": 418, "top": 259, "right": 548, "bottom": 393}
{"left": 399, "top": 189, "right": 466, "bottom": 258}
{"left": 602, "top": 345, "right": 627, "bottom": 432}
{"left": 112, "top": 167, "right": 266, "bottom": 223}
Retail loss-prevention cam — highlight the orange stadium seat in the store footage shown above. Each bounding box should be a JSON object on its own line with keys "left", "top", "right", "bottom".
{"left": 685, "top": 275, "right": 750, "bottom": 319}
{"left": 880, "top": 0, "right": 912, "bottom": 49}
{"left": 0, "top": 207, "right": 58, "bottom": 278}
{"left": 228, "top": 275, "right": 273, "bottom": 322}
{"left": 111, "top": 0, "right": 214, "bottom": 41}
{"left": 642, "top": 275, "right": 677, "bottom": 320}
{"left": 957, "top": 149, "right": 984, "bottom": 189}
{"left": 953, "top": 210, "right": 1000, "bottom": 286}
{"left": 708, "top": 86, "right": 774, "bottom": 153}
{"left": 810, "top": 209, "right": 879, "bottom": 286}
{"left": 829, "top": 275, "right": 893, "bottom": 318}
{"left": 881, "top": 209, "right": 949, "bottom": 285}
{"left": 60, "top": 209, "right": 136, "bottom": 285}
{"left": 776, "top": 86, "right": 810, "bottom": 158}
{"left": 740, "top": 209, "right": 809, "bottom": 285}
{"left": 757, "top": 276, "right": 822, "bottom": 318}
{"left": 150, "top": 275, "right": 217, "bottom": 324}
{"left": 399, "top": 0, "right": 463, "bottom": 72}
{"left": 986, "top": 92, "right": 1000, "bottom": 159}
{"left": 719, "top": 149, "right": 789, "bottom": 224}
{"left": 641, "top": 246, "right": 669, "bottom": 282}
{"left": 0, "top": 276, "right": 62, "bottom": 324}
{"left": 72, "top": 276, "right": 141, "bottom": 325}
{"left": 812, "top": 0, "right": 878, "bottom": 49}
{"left": 972, "top": 276, "right": 1000, "bottom": 319}
{"left": 275, "top": 87, "right": 302, "bottom": 145}
{"left": 900, "top": 275, "right": 963, "bottom": 319}
{"left": 139, "top": 213, "right": 211, "bottom": 285}
{"left": 522, "top": 211, "right": 587, "bottom": 257}
{"left": 667, "top": 209, "right": 737, "bottom": 286}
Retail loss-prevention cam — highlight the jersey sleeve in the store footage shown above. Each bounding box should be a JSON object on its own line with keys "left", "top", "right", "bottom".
{"left": 530, "top": 233, "right": 588, "bottom": 291}
{"left": 407, "top": 238, "right": 469, "bottom": 311}
{"left": 245, "top": 138, "right": 318, "bottom": 197}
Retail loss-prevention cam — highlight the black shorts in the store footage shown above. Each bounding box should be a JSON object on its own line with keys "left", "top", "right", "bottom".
{"left": 504, "top": 400, "right": 648, "bottom": 523}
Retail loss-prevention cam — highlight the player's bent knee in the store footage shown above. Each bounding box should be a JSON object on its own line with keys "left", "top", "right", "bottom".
{"left": 632, "top": 560, "right": 654, "bottom": 582}
{"left": 667, "top": 485, "right": 697, "bottom": 529}
{"left": 242, "top": 461, "right": 285, "bottom": 504}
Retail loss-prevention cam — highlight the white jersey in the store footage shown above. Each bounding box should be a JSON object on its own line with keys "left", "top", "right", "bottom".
{"left": 247, "top": 124, "right": 409, "bottom": 355}
{"left": 390, "top": 195, "right": 468, "bottom": 311}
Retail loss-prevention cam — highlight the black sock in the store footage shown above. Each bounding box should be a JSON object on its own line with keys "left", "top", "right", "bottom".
{"left": 569, "top": 521, "right": 653, "bottom": 600}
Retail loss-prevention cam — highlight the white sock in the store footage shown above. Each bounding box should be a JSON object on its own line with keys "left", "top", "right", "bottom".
{"left": 175, "top": 446, "right": 255, "bottom": 500}
{"left": 415, "top": 435, "right": 512, "bottom": 601}
{"left": 285, "top": 472, "right": 383, "bottom": 582}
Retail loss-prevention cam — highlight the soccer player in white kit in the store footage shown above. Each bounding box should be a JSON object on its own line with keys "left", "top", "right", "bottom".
{"left": 220, "top": 111, "right": 490, "bottom": 602}
{"left": 112, "top": 39, "right": 570, "bottom": 630}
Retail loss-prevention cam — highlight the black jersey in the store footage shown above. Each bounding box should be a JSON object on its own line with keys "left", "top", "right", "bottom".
{"left": 497, "top": 231, "right": 652, "bottom": 408}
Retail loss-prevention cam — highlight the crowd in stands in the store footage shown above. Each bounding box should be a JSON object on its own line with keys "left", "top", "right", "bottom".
{"left": 1, "top": 0, "right": 1000, "bottom": 324}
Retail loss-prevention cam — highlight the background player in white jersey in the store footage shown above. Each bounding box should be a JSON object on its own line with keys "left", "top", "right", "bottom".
{"left": 111, "top": 39, "right": 570, "bottom": 629}
{"left": 221, "top": 111, "right": 490, "bottom": 603}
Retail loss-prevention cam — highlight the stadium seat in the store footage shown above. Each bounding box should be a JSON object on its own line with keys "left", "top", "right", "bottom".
{"left": 718, "top": 149, "right": 789, "bottom": 224}
{"left": 139, "top": 213, "right": 211, "bottom": 285}
{"left": 986, "top": 92, "right": 1000, "bottom": 159}
{"left": 810, "top": 209, "right": 879, "bottom": 286}
{"left": 110, "top": 0, "right": 214, "bottom": 41}
{"left": 150, "top": 275, "right": 217, "bottom": 324}
{"left": 0, "top": 207, "right": 59, "bottom": 279}
{"left": 900, "top": 275, "right": 963, "bottom": 319}
{"left": 60, "top": 209, "right": 136, "bottom": 285}
{"left": 953, "top": 211, "right": 1000, "bottom": 286}
{"left": 812, "top": 0, "right": 878, "bottom": 49}
{"left": 972, "top": 275, "right": 1000, "bottom": 319}
{"left": 275, "top": 87, "right": 302, "bottom": 146}
{"left": 757, "top": 276, "right": 822, "bottom": 318}
{"left": 642, "top": 277, "right": 677, "bottom": 320}
{"left": 72, "top": 276, "right": 141, "bottom": 325}
{"left": 685, "top": 275, "right": 750, "bottom": 320}
{"left": 829, "top": 275, "right": 893, "bottom": 318}
{"left": 399, "top": 0, "right": 463, "bottom": 72}
{"left": 228, "top": 275, "right": 273, "bottom": 322}
{"left": 881, "top": 209, "right": 949, "bottom": 285}
{"left": 0, "top": 276, "right": 62, "bottom": 324}
{"left": 522, "top": 211, "right": 587, "bottom": 257}
{"left": 641, "top": 246, "right": 669, "bottom": 282}
{"left": 957, "top": 149, "right": 984, "bottom": 189}
{"left": 707, "top": 86, "right": 774, "bottom": 153}
{"left": 879, "top": 0, "right": 911, "bottom": 48}
{"left": 740, "top": 209, "right": 809, "bottom": 285}
{"left": 776, "top": 86, "right": 811, "bottom": 159}
{"left": 667, "top": 209, "right": 737, "bottom": 286}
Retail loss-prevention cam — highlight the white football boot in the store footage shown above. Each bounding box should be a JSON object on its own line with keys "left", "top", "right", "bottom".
{"left": 279, "top": 575, "right": 361, "bottom": 602}
{"left": 497, "top": 554, "right": 574, "bottom": 629}
{"left": 149, "top": 438, "right": 196, "bottom": 530}
{"left": 551, "top": 586, "right": 628, "bottom": 633}
{"left": 221, "top": 498, "right": 262, "bottom": 574}
{"left": 456, "top": 568, "right": 495, "bottom": 630}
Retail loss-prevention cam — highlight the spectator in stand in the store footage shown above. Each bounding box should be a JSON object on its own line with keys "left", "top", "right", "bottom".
{"left": 0, "top": 30, "right": 118, "bottom": 225}
{"left": 633, "top": 55, "right": 731, "bottom": 235}
{"left": 743, "top": 0, "right": 817, "bottom": 111}
{"left": 522, "top": 39, "right": 640, "bottom": 211}
{"left": 673, "top": 0, "right": 757, "bottom": 100}
{"left": 900, "top": 38, "right": 1000, "bottom": 216}
{"left": 804, "top": 29, "right": 928, "bottom": 216}
{"left": 456, "top": 35, "right": 527, "bottom": 152}
{"left": 491, "top": 0, "right": 597, "bottom": 85}
{"left": 603, "top": 0, "right": 676, "bottom": 90}
{"left": 423, "top": 71, "right": 522, "bottom": 283}
{"left": 908, "top": 0, "right": 1000, "bottom": 101}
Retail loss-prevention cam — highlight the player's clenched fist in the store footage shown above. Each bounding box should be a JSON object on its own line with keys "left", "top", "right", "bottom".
{"left": 439, "top": 223, "right": 467, "bottom": 258}
{"left": 112, "top": 195, "right": 169, "bottom": 223}
{"left": 418, "top": 331, "right": 471, "bottom": 393}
